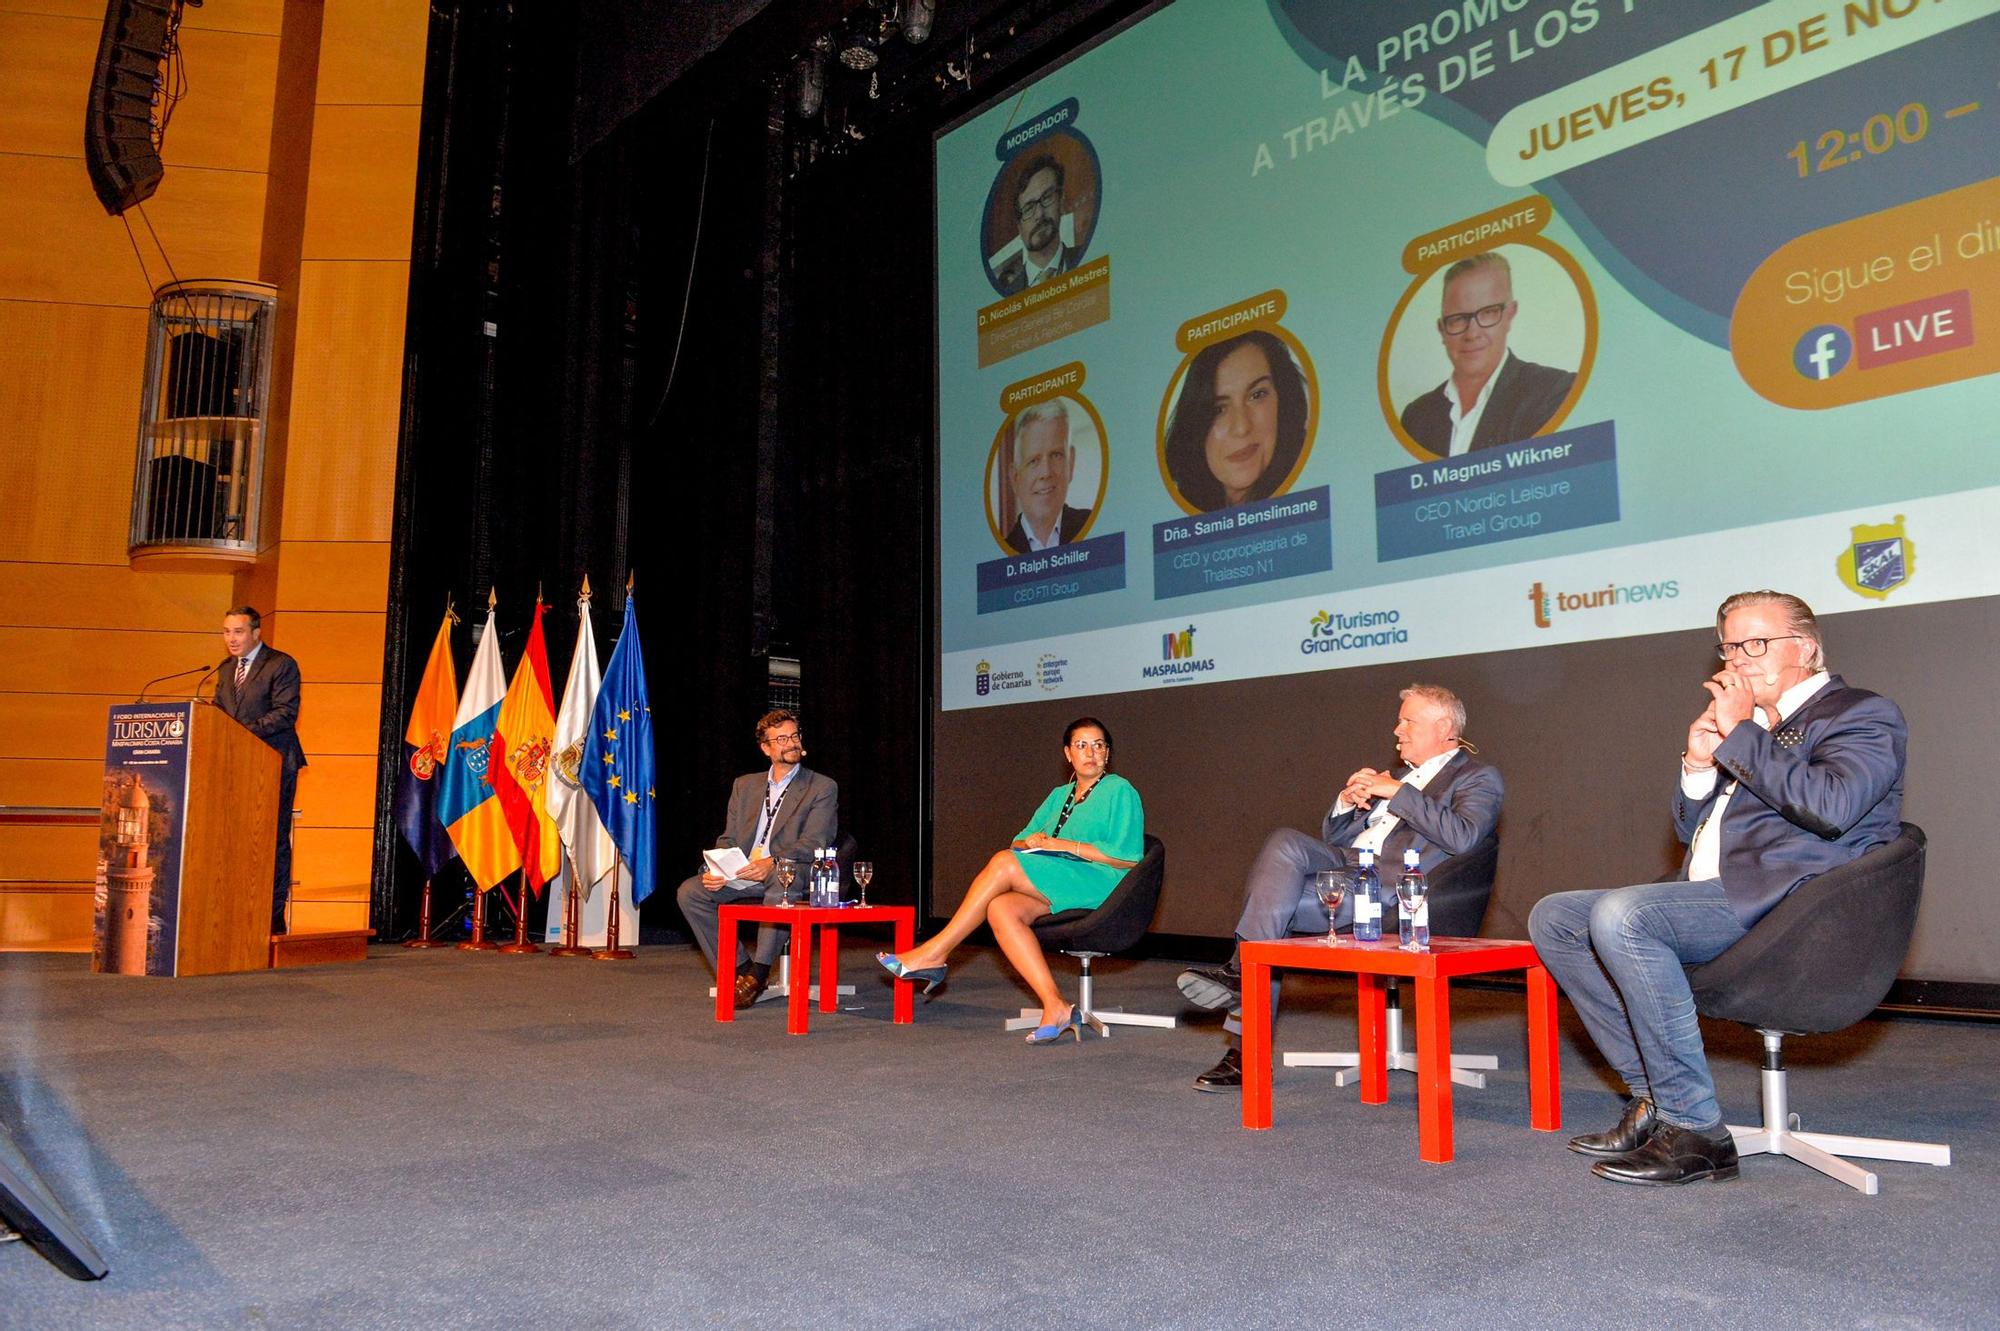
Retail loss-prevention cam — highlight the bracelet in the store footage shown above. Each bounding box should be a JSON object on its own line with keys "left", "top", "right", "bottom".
{"left": 1680, "top": 751, "right": 1716, "bottom": 773}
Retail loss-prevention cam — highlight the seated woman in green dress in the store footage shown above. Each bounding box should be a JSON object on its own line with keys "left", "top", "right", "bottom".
{"left": 878, "top": 716, "right": 1144, "bottom": 1043}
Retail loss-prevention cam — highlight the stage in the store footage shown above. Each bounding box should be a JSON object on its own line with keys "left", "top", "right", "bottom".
{"left": 2, "top": 944, "right": 1992, "bottom": 1328}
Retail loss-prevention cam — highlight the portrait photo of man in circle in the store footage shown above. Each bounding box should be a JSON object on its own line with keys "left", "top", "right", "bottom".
{"left": 984, "top": 136, "right": 1100, "bottom": 297}
{"left": 1395, "top": 248, "right": 1581, "bottom": 457}
{"left": 1160, "top": 328, "right": 1314, "bottom": 514}
{"left": 991, "top": 396, "right": 1103, "bottom": 556}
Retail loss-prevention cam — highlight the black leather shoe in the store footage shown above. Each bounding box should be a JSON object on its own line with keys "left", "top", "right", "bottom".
{"left": 1567, "top": 1097, "right": 1657, "bottom": 1158}
{"left": 1591, "top": 1121, "right": 1740, "bottom": 1186}
{"left": 1193, "top": 1047, "right": 1243, "bottom": 1092}
{"left": 1177, "top": 965, "right": 1242, "bottom": 1012}
{"left": 733, "top": 973, "right": 769, "bottom": 1010}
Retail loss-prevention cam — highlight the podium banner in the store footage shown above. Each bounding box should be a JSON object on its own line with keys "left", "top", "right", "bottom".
{"left": 93, "top": 703, "right": 194, "bottom": 976}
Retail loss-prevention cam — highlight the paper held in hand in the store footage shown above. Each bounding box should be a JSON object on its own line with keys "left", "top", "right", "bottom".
{"left": 703, "top": 846, "right": 751, "bottom": 879}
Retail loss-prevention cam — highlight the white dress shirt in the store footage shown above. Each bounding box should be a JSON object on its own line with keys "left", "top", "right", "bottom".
{"left": 1683, "top": 670, "right": 1829, "bottom": 881}
{"left": 1443, "top": 349, "right": 1512, "bottom": 456}
{"left": 1340, "top": 747, "right": 1462, "bottom": 856}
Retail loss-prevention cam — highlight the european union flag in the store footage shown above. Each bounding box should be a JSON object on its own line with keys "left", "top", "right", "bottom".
{"left": 581, "top": 593, "right": 656, "bottom": 903}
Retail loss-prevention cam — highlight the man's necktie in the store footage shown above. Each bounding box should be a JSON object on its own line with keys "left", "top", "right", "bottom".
{"left": 235, "top": 656, "right": 249, "bottom": 686}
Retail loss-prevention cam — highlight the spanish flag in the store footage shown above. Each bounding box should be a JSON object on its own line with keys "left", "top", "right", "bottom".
{"left": 392, "top": 607, "right": 459, "bottom": 876}
{"left": 438, "top": 597, "right": 523, "bottom": 891}
{"left": 492, "top": 597, "right": 562, "bottom": 892}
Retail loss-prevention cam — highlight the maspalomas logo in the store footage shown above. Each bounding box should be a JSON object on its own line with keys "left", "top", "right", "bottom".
{"left": 1143, "top": 624, "right": 1214, "bottom": 681}
{"left": 1836, "top": 514, "right": 1914, "bottom": 600}
{"left": 1301, "top": 608, "right": 1406, "bottom": 655}
{"left": 975, "top": 660, "right": 991, "bottom": 697}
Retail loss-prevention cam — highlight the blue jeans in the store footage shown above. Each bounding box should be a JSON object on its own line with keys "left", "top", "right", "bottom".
{"left": 1527, "top": 880, "right": 1747, "bottom": 1129}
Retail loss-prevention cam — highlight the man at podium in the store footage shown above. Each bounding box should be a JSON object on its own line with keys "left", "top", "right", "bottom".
{"left": 216, "top": 606, "right": 307, "bottom": 934}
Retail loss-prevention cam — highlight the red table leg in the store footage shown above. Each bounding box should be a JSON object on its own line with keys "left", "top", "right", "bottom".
{"left": 1356, "top": 973, "right": 1388, "bottom": 1105}
{"left": 819, "top": 926, "right": 840, "bottom": 1013}
{"left": 1241, "top": 958, "right": 1272, "bottom": 1130}
{"left": 716, "top": 910, "right": 739, "bottom": 1023}
{"left": 1413, "top": 973, "right": 1455, "bottom": 1163}
{"left": 892, "top": 911, "right": 914, "bottom": 1024}
{"left": 786, "top": 919, "right": 812, "bottom": 1035}
{"left": 1525, "top": 963, "right": 1562, "bottom": 1131}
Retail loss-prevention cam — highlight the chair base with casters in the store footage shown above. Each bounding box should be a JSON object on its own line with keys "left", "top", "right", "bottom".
{"left": 1002, "top": 950, "right": 1177, "bottom": 1038}
{"left": 708, "top": 954, "right": 855, "bottom": 1005}
{"left": 1724, "top": 1028, "right": 1949, "bottom": 1196}
{"left": 1284, "top": 977, "right": 1495, "bottom": 1088}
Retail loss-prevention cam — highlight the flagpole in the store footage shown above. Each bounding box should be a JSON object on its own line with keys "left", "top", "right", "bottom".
{"left": 403, "top": 877, "right": 444, "bottom": 948}
{"left": 595, "top": 857, "right": 636, "bottom": 961}
{"left": 499, "top": 869, "right": 540, "bottom": 953}
{"left": 458, "top": 884, "right": 499, "bottom": 951}
{"left": 548, "top": 845, "right": 590, "bottom": 956}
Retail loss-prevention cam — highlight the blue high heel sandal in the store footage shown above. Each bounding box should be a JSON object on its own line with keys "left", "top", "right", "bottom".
{"left": 876, "top": 952, "right": 947, "bottom": 996}
{"left": 1025, "top": 1005, "right": 1082, "bottom": 1045}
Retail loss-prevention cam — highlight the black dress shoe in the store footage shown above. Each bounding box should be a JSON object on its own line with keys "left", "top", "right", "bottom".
{"left": 733, "top": 973, "right": 769, "bottom": 1010}
{"left": 1567, "top": 1097, "right": 1658, "bottom": 1157}
{"left": 1177, "top": 965, "right": 1242, "bottom": 1012}
{"left": 1591, "top": 1121, "right": 1740, "bottom": 1186}
{"left": 1193, "top": 1047, "right": 1243, "bottom": 1092}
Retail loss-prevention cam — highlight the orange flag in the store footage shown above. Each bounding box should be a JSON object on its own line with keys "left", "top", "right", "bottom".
{"left": 492, "top": 598, "right": 562, "bottom": 891}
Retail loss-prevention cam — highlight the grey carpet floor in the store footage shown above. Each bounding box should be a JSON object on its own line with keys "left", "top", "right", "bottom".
{"left": 1, "top": 943, "right": 1993, "bottom": 1330}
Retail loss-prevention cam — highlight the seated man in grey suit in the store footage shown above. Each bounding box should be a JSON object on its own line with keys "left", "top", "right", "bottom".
{"left": 1177, "top": 683, "right": 1503, "bottom": 1091}
{"left": 674, "top": 710, "right": 839, "bottom": 1009}
{"left": 1529, "top": 590, "right": 1907, "bottom": 1186}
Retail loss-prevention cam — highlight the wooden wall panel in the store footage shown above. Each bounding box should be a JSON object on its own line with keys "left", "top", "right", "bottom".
{"left": 0, "top": 301, "right": 148, "bottom": 564}
{"left": 295, "top": 754, "right": 377, "bottom": 828}
{"left": 317, "top": 0, "right": 428, "bottom": 105}
{"left": 288, "top": 900, "right": 367, "bottom": 932}
{"left": 0, "top": 890, "right": 91, "bottom": 952}
{"left": 0, "top": 825, "right": 96, "bottom": 881}
{"left": 0, "top": 562, "right": 239, "bottom": 630}
{"left": 300, "top": 106, "right": 421, "bottom": 260}
{"left": 293, "top": 681, "right": 382, "bottom": 757}
{"left": 294, "top": 825, "right": 371, "bottom": 892}
{"left": 280, "top": 262, "right": 408, "bottom": 541}
{"left": 0, "top": 628, "right": 218, "bottom": 695}
{"left": 0, "top": 756, "right": 100, "bottom": 807}
{"left": 0, "top": 694, "right": 124, "bottom": 760}
{"left": 0, "top": 13, "right": 97, "bottom": 159}
{"left": 273, "top": 541, "right": 391, "bottom": 611}
{"left": 268, "top": 609, "right": 385, "bottom": 682}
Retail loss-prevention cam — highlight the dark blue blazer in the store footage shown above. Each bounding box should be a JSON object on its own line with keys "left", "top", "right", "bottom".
{"left": 215, "top": 645, "right": 307, "bottom": 777}
{"left": 1673, "top": 675, "right": 1905, "bottom": 927}
{"left": 1321, "top": 749, "right": 1503, "bottom": 872}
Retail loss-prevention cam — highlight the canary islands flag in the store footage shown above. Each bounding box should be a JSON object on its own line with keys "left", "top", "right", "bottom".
{"left": 492, "top": 598, "right": 562, "bottom": 892}
{"left": 438, "top": 600, "right": 523, "bottom": 891}
{"left": 393, "top": 609, "right": 460, "bottom": 876}
{"left": 582, "top": 593, "right": 655, "bottom": 903}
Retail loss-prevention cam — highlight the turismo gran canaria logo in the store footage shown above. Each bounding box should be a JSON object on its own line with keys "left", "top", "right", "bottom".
{"left": 1301, "top": 608, "right": 1407, "bottom": 655}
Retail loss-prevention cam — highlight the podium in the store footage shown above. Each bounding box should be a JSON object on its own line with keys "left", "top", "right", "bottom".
{"left": 94, "top": 701, "right": 278, "bottom": 977}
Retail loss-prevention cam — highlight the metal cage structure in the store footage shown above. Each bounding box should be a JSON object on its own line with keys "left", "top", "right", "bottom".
{"left": 128, "top": 279, "right": 277, "bottom": 565}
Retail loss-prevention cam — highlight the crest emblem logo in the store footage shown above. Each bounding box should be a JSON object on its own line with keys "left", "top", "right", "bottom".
{"left": 554, "top": 740, "right": 584, "bottom": 787}
{"left": 1836, "top": 514, "right": 1914, "bottom": 600}
{"left": 513, "top": 736, "right": 552, "bottom": 787}
{"left": 975, "top": 660, "right": 991, "bottom": 697}
{"left": 409, "top": 730, "right": 446, "bottom": 780}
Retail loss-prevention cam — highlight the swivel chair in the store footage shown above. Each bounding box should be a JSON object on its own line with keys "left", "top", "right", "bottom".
{"left": 1003, "top": 834, "right": 1172, "bottom": 1038}
{"left": 1686, "top": 822, "right": 1950, "bottom": 1195}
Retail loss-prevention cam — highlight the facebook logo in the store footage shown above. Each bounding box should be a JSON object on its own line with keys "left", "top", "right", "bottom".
{"left": 1792, "top": 325, "right": 1852, "bottom": 381}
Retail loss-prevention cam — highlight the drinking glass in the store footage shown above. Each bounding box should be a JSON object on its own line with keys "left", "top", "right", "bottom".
{"left": 774, "top": 858, "right": 799, "bottom": 907}
{"left": 1314, "top": 870, "right": 1350, "bottom": 943}
{"left": 1396, "top": 878, "right": 1429, "bottom": 952}
{"left": 853, "top": 860, "right": 874, "bottom": 907}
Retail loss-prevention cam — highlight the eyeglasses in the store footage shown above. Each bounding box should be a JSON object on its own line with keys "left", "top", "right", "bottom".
{"left": 1438, "top": 301, "right": 1511, "bottom": 336}
{"left": 1716, "top": 635, "right": 1803, "bottom": 660}
{"left": 1017, "top": 186, "right": 1061, "bottom": 222}
{"left": 1068, "top": 739, "right": 1108, "bottom": 754}
{"left": 764, "top": 731, "right": 802, "bottom": 745}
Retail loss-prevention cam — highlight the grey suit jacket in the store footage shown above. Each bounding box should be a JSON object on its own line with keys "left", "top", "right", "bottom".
{"left": 719, "top": 766, "right": 839, "bottom": 865}
{"left": 1319, "top": 749, "right": 1503, "bottom": 872}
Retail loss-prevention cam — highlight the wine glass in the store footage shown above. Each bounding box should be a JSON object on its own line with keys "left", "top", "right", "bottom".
{"left": 773, "top": 858, "right": 799, "bottom": 907}
{"left": 1396, "top": 877, "right": 1429, "bottom": 952}
{"left": 853, "top": 860, "right": 874, "bottom": 907}
{"left": 1314, "top": 870, "right": 1350, "bottom": 943}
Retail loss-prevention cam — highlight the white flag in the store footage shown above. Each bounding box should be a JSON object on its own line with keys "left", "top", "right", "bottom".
{"left": 547, "top": 587, "right": 618, "bottom": 896}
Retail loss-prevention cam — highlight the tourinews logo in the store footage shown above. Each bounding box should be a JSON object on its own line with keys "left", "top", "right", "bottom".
{"left": 1142, "top": 624, "right": 1214, "bottom": 681}
{"left": 1300, "top": 608, "right": 1408, "bottom": 654}
{"left": 1528, "top": 577, "right": 1679, "bottom": 628}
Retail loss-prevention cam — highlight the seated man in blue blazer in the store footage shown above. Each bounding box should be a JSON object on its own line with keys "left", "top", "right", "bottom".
{"left": 1529, "top": 590, "right": 1907, "bottom": 1186}
{"left": 1178, "top": 683, "right": 1504, "bottom": 1090}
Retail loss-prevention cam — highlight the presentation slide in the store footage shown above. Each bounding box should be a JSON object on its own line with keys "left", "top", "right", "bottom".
{"left": 934, "top": 0, "right": 2000, "bottom": 710}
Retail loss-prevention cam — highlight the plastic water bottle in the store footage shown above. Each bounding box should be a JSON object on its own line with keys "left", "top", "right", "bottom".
{"left": 822, "top": 847, "right": 840, "bottom": 905}
{"left": 808, "top": 848, "right": 827, "bottom": 906}
{"left": 1398, "top": 848, "right": 1430, "bottom": 951}
{"left": 1353, "top": 850, "right": 1383, "bottom": 942}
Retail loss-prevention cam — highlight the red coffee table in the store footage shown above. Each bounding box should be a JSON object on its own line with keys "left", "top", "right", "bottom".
{"left": 715, "top": 903, "right": 916, "bottom": 1035}
{"left": 1238, "top": 935, "right": 1561, "bottom": 1162}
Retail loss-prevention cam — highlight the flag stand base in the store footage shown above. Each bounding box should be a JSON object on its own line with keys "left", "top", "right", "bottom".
{"left": 593, "top": 947, "right": 636, "bottom": 961}
{"left": 549, "top": 878, "right": 590, "bottom": 956}
{"left": 404, "top": 879, "right": 444, "bottom": 948}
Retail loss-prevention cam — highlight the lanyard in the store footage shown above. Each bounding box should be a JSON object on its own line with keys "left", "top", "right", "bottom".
{"left": 1050, "top": 778, "right": 1095, "bottom": 838}
{"left": 756, "top": 780, "right": 787, "bottom": 849}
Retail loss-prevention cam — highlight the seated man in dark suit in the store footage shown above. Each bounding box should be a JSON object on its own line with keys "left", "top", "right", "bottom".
{"left": 1178, "top": 683, "right": 1504, "bottom": 1090}
{"left": 993, "top": 154, "right": 1082, "bottom": 294}
{"left": 1400, "top": 250, "right": 1575, "bottom": 456}
{"left": 673, "top": 710, "right": 839, "bottom": 1008}
{"left": 216, "top": 605, "right": 307, "bottom": 934}
{"left": 1529, "top": 590, "right": 1907, "bottom": 1185}
{"left": 1001, "top": 398, "right": 1092, "bottom": 554}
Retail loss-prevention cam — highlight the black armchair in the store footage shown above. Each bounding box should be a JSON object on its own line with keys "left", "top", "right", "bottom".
{"left": 1003, "top": 834, "right": 1171, "bottom": 1039}
{"left": 1686, "top": 822, "right": 1950, "bottom": 1194}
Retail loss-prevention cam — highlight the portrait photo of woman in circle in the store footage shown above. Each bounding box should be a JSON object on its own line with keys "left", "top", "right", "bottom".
{"left": 1161, "top": 328, "right": 1314, "bottom": 514}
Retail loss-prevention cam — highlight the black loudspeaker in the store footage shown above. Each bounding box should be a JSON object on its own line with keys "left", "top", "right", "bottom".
{"left": 165, "top": 329, "right": 243, "bottom": 418}
{"left": 0, "top": 1121, "right": 109, "bottom": 1281}
{"left": 83, "top": 0, "right": 175, "bottom": 217}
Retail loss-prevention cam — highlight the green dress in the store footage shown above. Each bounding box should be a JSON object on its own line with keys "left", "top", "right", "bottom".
{"left": 1011, "top": 773, "right": 1145, "bottom": 913}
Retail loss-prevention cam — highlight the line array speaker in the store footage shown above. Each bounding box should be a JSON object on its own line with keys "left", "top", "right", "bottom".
{"left": 83, "top": 0, "right": 175, "bottom": 216}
